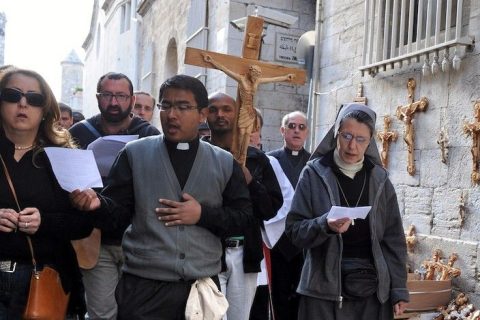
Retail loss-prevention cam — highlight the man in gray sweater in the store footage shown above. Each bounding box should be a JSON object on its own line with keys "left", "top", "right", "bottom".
{"left": 72, "top": 75, "right": 254, "bottom": 319}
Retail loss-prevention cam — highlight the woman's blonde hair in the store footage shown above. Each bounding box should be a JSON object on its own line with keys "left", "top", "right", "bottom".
{"left": 0, "top": 68, "right": 77, "bottom": 149}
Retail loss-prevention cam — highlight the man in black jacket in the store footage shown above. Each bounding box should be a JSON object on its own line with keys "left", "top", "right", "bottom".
{"left": 69, "top": 72, "right": 159, "bottom": 320}
{"left": 205, "top": 92, "right": 283, "bottom": 320}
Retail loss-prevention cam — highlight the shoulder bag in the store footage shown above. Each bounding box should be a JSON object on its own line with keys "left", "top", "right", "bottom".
{"left": 0, "top": 154, "right": 70, "bottom": 319}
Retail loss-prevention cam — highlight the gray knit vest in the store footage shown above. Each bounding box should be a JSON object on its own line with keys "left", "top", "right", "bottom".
{"left": 122, "top": 135, "right": 233, "bottom": 281}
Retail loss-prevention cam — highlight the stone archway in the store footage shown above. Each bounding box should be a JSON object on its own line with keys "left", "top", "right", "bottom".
{"left": 165, "top": 38, "right": 178, "bottom": 79}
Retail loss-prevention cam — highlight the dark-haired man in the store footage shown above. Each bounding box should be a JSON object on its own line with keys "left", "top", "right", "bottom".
{"left": 72, "top": 75, "right": 253, "bottom": 319}
{"left": 69, "top": 72, "right": 159, "bottom": 320}
{"left": 58, "top": 102, "right": 74, "bottom": 129}
{"left": 205, "top": 92, "right": 283, "bottom": 320}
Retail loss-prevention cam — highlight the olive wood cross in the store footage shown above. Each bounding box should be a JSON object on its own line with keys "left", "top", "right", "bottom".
{"left": 376, "top": 115, "right": 397, "bottom": 169}
{"left": 463, "top": 101, "right": 480, "bottom": 184}
{"left": 396, "top": 78, "right": 429, "bottom": 176}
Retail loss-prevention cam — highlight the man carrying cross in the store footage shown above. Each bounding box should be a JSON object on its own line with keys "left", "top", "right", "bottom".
{"left": 205, "top": 92, "right": 283, "bottom": 320}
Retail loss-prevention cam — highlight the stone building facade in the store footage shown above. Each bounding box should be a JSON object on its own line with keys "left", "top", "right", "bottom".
{"left": 82, "top": 0, "right": 315, "bottom": 142}
{"left": 61, "top": 50, "right": 84, "bottom": 112}
{"left": 313, "top": 0, "right": 480, "bottom": 305}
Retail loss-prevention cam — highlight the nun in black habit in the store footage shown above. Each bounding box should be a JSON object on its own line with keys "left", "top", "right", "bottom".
{"left": 285, "top": 103, "right": 409, "bottom": 319}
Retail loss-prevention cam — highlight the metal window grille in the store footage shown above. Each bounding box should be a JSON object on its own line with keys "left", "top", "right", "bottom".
{"left": 360, "top": 0, "right": 474, "bottom": 77}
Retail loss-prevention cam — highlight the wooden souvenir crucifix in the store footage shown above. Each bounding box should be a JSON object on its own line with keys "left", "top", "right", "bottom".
{"left": 395, "top": 78, "right": 429, "bottom": 176}
{"left": 185, "top": 16, "right": 306, "bottom": 165}
{"left": 422, "top": 249, "right": 442, "bottom": 280}
{"left": 437, "top": 127, "right": 449, "bottom": 164}
{"left": 463, "top": 101, "right": 480, "bottom": 185}
{"left": 376, "top": 115, "right": 397, "bottom": 169}
{"left": 353, "top": 82, "right": 367, "bottom": 105}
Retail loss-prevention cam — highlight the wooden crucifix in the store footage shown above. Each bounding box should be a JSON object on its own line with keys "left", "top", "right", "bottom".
{"left": 437, "top": 127, "right": 449, "bottom": 164}
{"left": 463, "top": 101, "right": 480, "bottom": 184}
{"left": 353, "top": 82, "right": 367, "bottom": 105}
{"left": 395, "top": 78, "right": 429, "bottom": 176}
{"left": 376, "top": 115, "right": 397, "bottom": 169}
{"left": 185, "top": 16, "right": 306, "bottom": 165}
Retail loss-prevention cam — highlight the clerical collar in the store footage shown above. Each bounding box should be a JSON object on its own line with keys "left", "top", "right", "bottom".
{"left": 284, "top": 147, "right": 303, "bottom": 157}
{"left": 177, "top": 143, "right": 189, "bottom": 150}
{"left": 164, "top": 136, "right": 199, "bottom": 151}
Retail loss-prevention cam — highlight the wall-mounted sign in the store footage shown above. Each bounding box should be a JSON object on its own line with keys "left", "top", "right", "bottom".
{"left": 275, "top": 33, "right": 299, "bottom": 63}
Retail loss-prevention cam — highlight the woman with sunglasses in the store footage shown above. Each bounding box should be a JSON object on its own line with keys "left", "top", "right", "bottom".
{"left": 285, "top": 103, "right": 409, "bottom": 319}
{"left": 0, "top": 68, "right": 93, "bottom": 318}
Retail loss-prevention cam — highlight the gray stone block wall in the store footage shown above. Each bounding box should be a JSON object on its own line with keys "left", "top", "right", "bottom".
{"left": 317, "top": 0, "right": 480, "bottom": 304}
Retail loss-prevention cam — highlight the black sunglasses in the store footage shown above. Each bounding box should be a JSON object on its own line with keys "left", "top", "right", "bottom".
{"left": 0, "top": 88, "right": 45, "bottom": 107}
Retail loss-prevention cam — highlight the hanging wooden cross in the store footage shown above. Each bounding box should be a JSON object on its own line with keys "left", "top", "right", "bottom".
{"left": 353, "top": 82, "right": 367, "bottom": 105}
{"left": 376, "top": 115, "right": 397, "bottom": 169}
{"left": 463, "top": 101, "right": 480, "bottom": 184}
{"left": 437, "top": 127, "right": 449, "bottom": 164}
{"left": 184, "top": 16, "right": 306, "bottom": 165}
{"left": 395, "top": 78, "right": 429, "bottom": 176}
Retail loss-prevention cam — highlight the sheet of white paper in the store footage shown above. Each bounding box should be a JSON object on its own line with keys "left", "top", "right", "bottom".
{"left": 102, "top": 135, "right": 139, "bottom": 143}
{"left": 44, "top": 147, "right": 103, "bottom": 192}
{"left": 326, "top": 206, "right": 372, "bottom": 220}
{"left": 87, "top": 135, "right": 138, "bottom": 177}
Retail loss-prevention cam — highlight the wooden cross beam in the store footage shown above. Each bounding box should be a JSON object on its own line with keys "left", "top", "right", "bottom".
{"left": 185, "top": 16, "right": 306, "bottom": 165}
{"left": 463, "top": 101, "right": 480, "bottom": 184}
{"left": 395, "top": 78, "right": 428, "bottom": 176}
{"left": 376, "top": 115, "right": 397, "bottom": 169}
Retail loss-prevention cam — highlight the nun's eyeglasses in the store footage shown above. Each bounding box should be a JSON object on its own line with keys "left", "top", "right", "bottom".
{"left": 338, "top": 131, "right": 369, "bottom": 144}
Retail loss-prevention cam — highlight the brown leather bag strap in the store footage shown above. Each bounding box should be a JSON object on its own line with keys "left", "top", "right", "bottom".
{"left": 0, "top": 153, "right": 38, "bottom": 270}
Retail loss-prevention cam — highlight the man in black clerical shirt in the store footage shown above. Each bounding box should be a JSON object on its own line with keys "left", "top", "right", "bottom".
{"left": 71, "top": 75, "right": 253, "bottom": 319}
{"left": 267, "top": 111, "right": 310, "bottom": 320}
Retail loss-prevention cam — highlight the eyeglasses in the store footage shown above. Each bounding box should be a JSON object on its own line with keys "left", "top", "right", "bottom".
{"left": 338, "top": 131, "right": 370, "bottom": 144}
{"left": 96, "top": 92, "right": 131, "bottom": 103}
{"left": 157, "top": 101, "right": 198, "bottom": 112}
{"left": 134, "top": 104, "right": 154, "bottom": 112}
{"left": 286, "top": 123, "right": 307, "bottom": 131}
{"left": 0, "top": 88, "right": 45, "bottom": 107}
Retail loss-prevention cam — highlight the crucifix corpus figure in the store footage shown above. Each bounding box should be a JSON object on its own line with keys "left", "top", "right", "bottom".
{"left": 376, "top": 115, "right": 398, "bottom": 168}
{"left": 463, "top": 101, "right": 480, "bottom": 184}
{"left": 396, "top": 78, "right": 429, "bottom": 176}
{"left": 203, "top": 53, "right": 295, "bottom": 164}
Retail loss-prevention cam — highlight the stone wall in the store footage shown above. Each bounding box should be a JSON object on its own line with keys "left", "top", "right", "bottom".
{"left": 316, "top": 0, "right": 480, "bottom": 305}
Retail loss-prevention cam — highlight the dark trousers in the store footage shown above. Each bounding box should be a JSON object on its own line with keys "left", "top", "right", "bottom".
{"left": 298, "top": 294, "right": 393, "bottom": 320}
{"left": 0, "top": 263, "right": 32, "bottom": 320}
{"left": 116, "top": 273, "right": 220, "bottom": 320}
{"left": 249, "top": 285, "right": 270, "bottom": 320}
{"left": 270, "top": 250, "right": 303, "bottom": 320}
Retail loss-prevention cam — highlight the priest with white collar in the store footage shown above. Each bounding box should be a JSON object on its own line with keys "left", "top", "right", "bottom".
{"left": 71, "top": 75, "right": 254, "bottom": 319}
{"left": 266, "top": 110, "right": 311, "bottom": 320}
